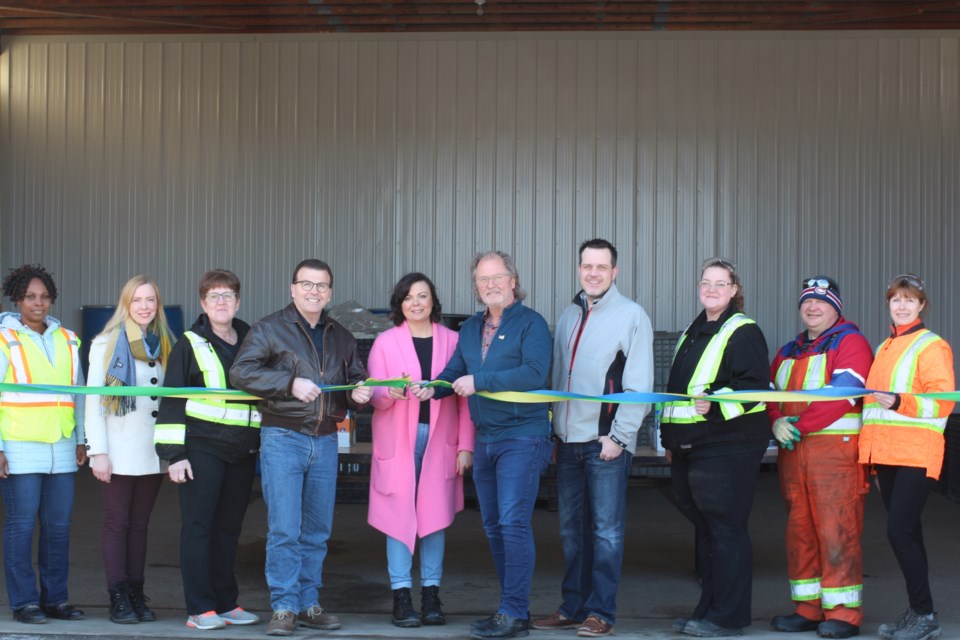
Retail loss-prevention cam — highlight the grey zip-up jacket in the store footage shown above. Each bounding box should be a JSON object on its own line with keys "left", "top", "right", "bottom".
{"left": 551, "top": 284, "right": 654, "bottom": 453}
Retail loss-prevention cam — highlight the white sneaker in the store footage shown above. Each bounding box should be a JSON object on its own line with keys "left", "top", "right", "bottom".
{"left": 220, "top": 606, "right": 260, "bottom": 625}
{"left": 186, "top": 611, "right": 226, "bottom": 630}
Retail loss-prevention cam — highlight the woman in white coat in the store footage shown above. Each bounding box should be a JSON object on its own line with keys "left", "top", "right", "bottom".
{"left": 85, "top": 275, "right": 175, "bottom": 625}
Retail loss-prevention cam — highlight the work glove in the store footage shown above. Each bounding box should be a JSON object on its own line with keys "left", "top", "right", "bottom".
{"left": 773, "top": 417, "right": 802, "bottom": 450}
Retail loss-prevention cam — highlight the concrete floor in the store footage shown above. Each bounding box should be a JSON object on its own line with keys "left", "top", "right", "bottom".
{"left": 2, "top": 468, "right": 960, "bottom": 639}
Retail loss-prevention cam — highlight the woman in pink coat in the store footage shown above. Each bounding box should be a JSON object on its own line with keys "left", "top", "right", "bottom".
{"left": 367, "top": 272, "right": 474, "bottom": 629}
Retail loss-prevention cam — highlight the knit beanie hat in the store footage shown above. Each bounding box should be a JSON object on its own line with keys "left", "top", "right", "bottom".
{"left": 799, "top": 276, "right": 842, "bottom": 315}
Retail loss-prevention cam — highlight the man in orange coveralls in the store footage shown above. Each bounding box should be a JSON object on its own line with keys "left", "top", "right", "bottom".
{"left": 767, "top": 276, "right": 874, "bottom": 639}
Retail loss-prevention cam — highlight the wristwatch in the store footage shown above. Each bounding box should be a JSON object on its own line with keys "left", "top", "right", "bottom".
{"left": 609, "top": 434, "right": 628, "bottom": 450}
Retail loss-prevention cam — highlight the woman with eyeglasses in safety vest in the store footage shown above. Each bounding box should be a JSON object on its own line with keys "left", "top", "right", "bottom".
{"left": 859, "top": 274, "right": 954, "bottom": 640}
{"left": 660, "top": 257, "right": 772, "bottom": 638}
{"left": 154, "top": 269, "right": 262, "bottom": 631}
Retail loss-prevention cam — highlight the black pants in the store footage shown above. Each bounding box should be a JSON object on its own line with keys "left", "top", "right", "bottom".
{"left": 875, "top": 465, "right": 936, "bottom": 615}
{"left": 670, "top": 446, "right": 765, "bottom": 629}
{"left": 178, "top": 450, "right": 257, "bottom": 615}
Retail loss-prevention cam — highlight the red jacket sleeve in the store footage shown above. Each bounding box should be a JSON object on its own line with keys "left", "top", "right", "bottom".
{"left": 794, "top": 332, "right": 874, "bottom": 435}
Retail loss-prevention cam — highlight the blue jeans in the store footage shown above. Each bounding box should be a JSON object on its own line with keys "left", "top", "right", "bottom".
{"left": 472, "top": 435, "right": 552, "bottom": 619}
{"left": 1, "top": 472, "right": 75, "bottom": 610}
{"left": 259, "top": 427, "right": 338, "bottom": 613}
{"left": 555, "top": 441, "right": 632, "bottom": 625}
{"left": 386, "top": 422, "right": 445, "bottom": 589}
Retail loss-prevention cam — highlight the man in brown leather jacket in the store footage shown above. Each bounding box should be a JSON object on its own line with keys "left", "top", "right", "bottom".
{"left": 230, "top": 258, "right": 372, "bottom": 636}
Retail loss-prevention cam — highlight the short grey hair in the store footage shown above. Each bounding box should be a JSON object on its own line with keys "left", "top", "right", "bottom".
{"left": 470, "top": 250, "right": 526, "bottom": 304}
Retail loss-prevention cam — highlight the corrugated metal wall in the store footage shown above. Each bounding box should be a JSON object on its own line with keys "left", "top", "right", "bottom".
{"left": 1, "top": 32, "right": 957, "bottom": 357}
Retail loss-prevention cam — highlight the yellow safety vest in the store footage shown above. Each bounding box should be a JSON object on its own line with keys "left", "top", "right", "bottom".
{"left": 0, "top": 326, "right": 79, "bottom": 443}
{"left": 153, "top": 331, "right": 260, "bottom": 446}
{"left": 661, "top": 314, "right": 766, "bottom": 424}
{"left": 774, "top": 353, "right": 862, "bottom": 436}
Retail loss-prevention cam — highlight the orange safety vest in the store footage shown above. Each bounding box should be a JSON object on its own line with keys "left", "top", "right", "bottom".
{"left": 859, "top": 328, "right": 955, "bottom": 479}
{"left": 774, "top": 353, "right": 862, "bottom": 435}
{"left": 0, "top": 326, "right": 80, "bottom": 443}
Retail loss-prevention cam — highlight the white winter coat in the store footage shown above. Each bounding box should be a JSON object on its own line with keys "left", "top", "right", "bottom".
{"left": 84, "top": 333, "right": 167, "bottom": 475}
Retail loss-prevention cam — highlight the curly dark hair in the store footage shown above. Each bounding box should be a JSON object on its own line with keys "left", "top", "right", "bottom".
{"left": 2, "top": 264, "right": 58, "bottom": 303}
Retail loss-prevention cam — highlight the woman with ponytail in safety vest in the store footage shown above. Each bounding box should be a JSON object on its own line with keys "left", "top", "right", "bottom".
{"left": 859, "top": 274, "right": 954, "bottom": 640}
{"left": 0, "top": 264, "right": 86, "bottom": 624}
{"left": 154, "top": 269, "right": 262, "bottom": 631}
{"left": 85, "top": 275, "right": 175, "bottom": 625}
{"left": 660, "top": 257, "right": 772, "bottom": 638}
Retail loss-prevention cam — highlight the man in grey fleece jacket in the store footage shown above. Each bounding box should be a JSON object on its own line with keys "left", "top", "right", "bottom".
{"left": 532, "top": 238, "right": 653, "bottom": 638}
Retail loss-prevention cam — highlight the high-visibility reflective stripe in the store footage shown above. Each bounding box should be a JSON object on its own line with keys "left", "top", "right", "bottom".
{"left": 662, "top": 314, "right": 765, "bottom": 424}
{"left": 916, "top": 395, "right": 938, "bottom": 419}
{"left": 185, "top": 400, "right": 261, "bottom": 427}
{"left": 0, "top": 329, "right": 28, "bottom": 383}
{"left": 153, "top": 425, "right": 186, "bottom": 445}
{"left": 807, "top": 414, "right": 862, "bottom": 435}
{"left": 661, "top": 404, "right": 700, "bottom": 420}
{"left": 821, "top": 585, "right": 863, "bottom": 609}
{"left": 180, "top": 331, "right": 259, "bottom": 428}
{"left": 862, "top": 407, "right": 946, "bottom": 433}
{"left": 184, "top": 331, "right": 227, "bottom": 388}
{"left": 774, "top": 349, "right": 863, "bottom": 434}
{"left": 0, "top": 399, "right": 75, "bottom": 408}
{"left": 890, "top": 331, "right": 938, "bottom": 392}
{"left": 789, "top": 578, "right": 821, "bottom": 601}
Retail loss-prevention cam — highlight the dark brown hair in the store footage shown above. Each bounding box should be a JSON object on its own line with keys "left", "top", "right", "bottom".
{"left": 388, "top": 272, "right": 443, "bottom": 326}
{"left": 198, "top": 269, "right": 241, "bottom": 299}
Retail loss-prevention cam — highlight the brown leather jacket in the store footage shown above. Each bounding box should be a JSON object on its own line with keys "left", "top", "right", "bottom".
{"left": 229, "top": 304, "right": 367, "bottom": 435}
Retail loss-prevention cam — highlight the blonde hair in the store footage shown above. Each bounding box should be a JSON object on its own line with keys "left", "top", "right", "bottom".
{"left": 99, "top": 275, "right": 173, "bottom": 339}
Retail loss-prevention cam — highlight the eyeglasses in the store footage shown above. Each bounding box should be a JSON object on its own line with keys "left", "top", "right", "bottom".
{"left": 888, "top": 274, "right": 924, "bottom": 291}
{"left": 204, "top": 292, "right": 238, "bottom": 303}
{"left": 698, "top": 280, "right": 732, "bottom": 290}
{"left": 476, "top": 273, "right": 510, "bottom": 287}
{"left": 295, "top": 280, "right": 331, "bottom": 293}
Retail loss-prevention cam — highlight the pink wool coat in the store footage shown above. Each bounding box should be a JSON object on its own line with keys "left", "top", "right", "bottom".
{"left": 366, "top": 322, "right": 474, "bottom": 552}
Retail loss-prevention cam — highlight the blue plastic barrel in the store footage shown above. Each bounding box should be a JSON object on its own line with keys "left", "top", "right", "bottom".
{"left": 80, "top": 304, "right": 184, "bottom": 376}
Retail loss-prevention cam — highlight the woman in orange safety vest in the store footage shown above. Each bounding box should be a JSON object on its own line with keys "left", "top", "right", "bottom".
{"left": 859, "top": 273, "right": 954, "bottom": 640}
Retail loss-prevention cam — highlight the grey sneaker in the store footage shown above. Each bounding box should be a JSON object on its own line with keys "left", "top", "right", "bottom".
{"left": 298, "top": 604, "right": 341, "bottom": 630}
{"left": 265, "top": 610, "right": 295, "bottom": 637}
{"left": 892, "top": 612, "right": 940, "bottom": 640}
{"left": 879, "top": 610, "right": 919, "bottom": 640}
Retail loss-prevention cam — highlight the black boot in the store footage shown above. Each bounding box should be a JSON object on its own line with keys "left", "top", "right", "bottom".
{"left": 392, "top": 588, "right": 421, "bottom": 628}
{"left": 127, "top": 581, "right": 156, "bottom": 622}
{"left": 421, "top": 585, "right": 446, "bottom": 626}
{"left": 107, "top": 582, "right": 139, "bottom": 624}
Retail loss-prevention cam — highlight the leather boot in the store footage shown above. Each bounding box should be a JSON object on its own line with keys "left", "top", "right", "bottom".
{"left": 421, "top": 585, "right": 446, "bottom": 625}
{"left": 107, "top": 582, "right": 139, "bottom": 624}
{"left": 391, "top": 588, "right": 420, "bottom": 628}
{"left": 127, "top": 581, "right": 156, "bottom": 622}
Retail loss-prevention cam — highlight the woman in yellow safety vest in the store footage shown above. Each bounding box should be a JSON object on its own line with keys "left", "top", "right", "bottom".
{"left": 859, "top": 274, "right": 954, "bottom": 640}
{"left": 85, "top": 275, "right": 175, "bottom": 625}
{"left": 660, "top": 257, "right": 772, "bottom": 638}
{"left": 154, "top": 269, "right": 261, "bottom": 630}
{"left": 0, "top": 264, "right": 86, "bottom": 624}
